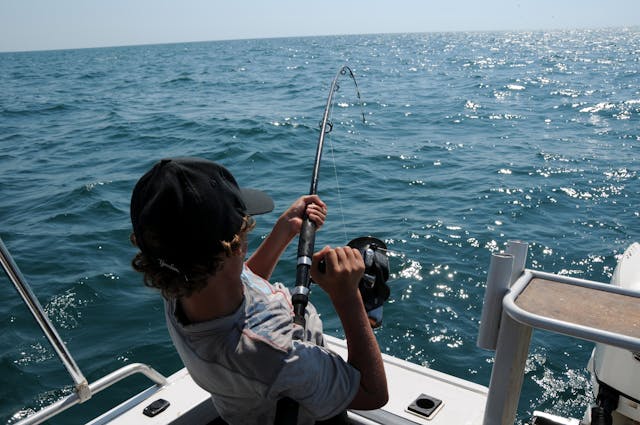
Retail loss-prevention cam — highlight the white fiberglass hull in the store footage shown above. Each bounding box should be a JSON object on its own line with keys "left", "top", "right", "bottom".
{"left": 89, "top": 335, "right": 488, "bottom": 425}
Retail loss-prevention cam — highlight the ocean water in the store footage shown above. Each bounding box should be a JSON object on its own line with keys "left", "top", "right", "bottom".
{"left": 1, "top": 28, "right": 639, "bottom": 424}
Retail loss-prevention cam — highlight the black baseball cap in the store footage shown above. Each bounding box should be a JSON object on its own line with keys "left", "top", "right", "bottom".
{"left": 130, "top": 157, "right": 274, "bottom": 270}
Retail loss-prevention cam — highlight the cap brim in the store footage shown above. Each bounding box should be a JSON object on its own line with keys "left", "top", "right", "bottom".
{"left": 241, "top": 188, "right": 274, "bottom": 215}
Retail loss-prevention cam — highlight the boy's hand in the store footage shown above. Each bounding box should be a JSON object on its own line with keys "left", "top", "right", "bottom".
{"left": 280, "top": 195, "right": 327, "bottom": 238}
{"left": 311, "top": 246, "right": 364, "bottom": 300}
{"left": 247, "top": 195, "right": 326, "bottom": 281}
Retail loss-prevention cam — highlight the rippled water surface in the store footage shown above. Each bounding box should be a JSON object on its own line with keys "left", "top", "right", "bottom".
{"left": 1, "top": 28, "right": 639, "bottom": 424}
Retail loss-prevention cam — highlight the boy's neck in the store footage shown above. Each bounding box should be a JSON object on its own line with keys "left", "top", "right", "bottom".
{"left": 178, "top": 255, "right": 244, "bottom": 323}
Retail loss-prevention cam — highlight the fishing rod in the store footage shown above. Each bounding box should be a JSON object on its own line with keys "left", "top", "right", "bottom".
{"left": 290, "top": 65, "right": 365, "bottom": 327}
{"left": 276, "top": 66, "right": 392, "bottom": 425}
{"left": 276, "top": 66, "right": 365, "bottom": 425}
{"left": 276, "top": 66, "right": 364, "bottom": 425}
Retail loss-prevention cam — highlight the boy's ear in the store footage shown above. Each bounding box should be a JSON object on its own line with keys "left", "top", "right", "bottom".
{"left": 230, "top": 242, "right": 246, "bottom": 257}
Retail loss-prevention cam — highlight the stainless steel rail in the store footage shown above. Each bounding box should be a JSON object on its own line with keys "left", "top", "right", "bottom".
{"left": 16, "top": 363, "right": 168, "bottom": 425}
{"left": 0, "top": 237, "right": 88, "bottom": 394}
{"left": 1, "top": 237, "right": 168, "bottom": 425}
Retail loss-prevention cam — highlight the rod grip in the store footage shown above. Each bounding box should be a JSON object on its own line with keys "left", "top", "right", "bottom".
{"left": 296, "top": 218, "right": 316, "bottom": 260}
{"left": 292, "top": 217, "right": 317, "bottom": 327}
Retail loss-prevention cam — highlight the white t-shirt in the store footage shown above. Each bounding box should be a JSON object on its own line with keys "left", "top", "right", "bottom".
{"left": 164, "top": 264, "right": 360, "bottom": 425}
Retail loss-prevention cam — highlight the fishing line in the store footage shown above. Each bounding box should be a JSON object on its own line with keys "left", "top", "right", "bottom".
{"left": 325, "top": 70, "right": 368, "bottom": 245}
{"left": 327, "top": 136, "right": 348, "bottom": 244}
{"left": 324, "top": 93, "right": 349, "bottom": 245}
{"left": 320, "top": 71, "right": 404, "bottom": 254}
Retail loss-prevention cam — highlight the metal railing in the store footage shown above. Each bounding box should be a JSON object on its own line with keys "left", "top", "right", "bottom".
{"left": 1, "top": 237, "right": 168, "bottom": 425}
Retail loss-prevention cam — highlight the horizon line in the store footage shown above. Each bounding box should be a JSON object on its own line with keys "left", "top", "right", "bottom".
{"left": 2, "top": 25, "right": 638, "bottom": 55}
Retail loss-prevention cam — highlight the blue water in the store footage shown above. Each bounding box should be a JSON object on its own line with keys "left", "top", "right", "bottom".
{"left": 1, "top": 28, "right": 639, "bottom": 424}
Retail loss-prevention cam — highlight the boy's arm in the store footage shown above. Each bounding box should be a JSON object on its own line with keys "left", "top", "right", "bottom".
{"left": 311, "top": 246, "right": 389, "bottom": 410}
{"left": 247, "top": 195, "right": 326, "bottom": 280}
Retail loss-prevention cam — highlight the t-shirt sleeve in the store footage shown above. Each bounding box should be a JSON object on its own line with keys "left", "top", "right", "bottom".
{"left": 268, "top": 340, "right": 361, "bottom": 420}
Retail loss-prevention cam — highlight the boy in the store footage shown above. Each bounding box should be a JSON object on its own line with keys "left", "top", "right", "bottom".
{"left": 130, "top": 157, "right": 387, "bottom": 425}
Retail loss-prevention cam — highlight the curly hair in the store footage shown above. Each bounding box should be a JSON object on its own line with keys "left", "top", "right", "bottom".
{"left": 131, "top": 216, "right": 256, "bottom": 299}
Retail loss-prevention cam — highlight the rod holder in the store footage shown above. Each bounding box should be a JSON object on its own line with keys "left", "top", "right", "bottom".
{"left": 477, "top": 252, "right": 514, "bottom": 351}
{"left": 483, "top": 312, "right": 533, "bottom": 425}
{"left": 506, "top": 240, "right": 528, "bottom": 286}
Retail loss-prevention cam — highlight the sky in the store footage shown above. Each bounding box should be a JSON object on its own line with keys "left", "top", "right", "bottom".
{"left": 1, "top": 0, "right": 639, "bottom": 53}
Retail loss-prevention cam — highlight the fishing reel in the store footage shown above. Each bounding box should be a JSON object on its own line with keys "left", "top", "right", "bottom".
{"left": 314, "top": 236, "right": 391, "bottom": 327}
{"left": 347, "top": 236, "right": 391, "bottom": 328}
